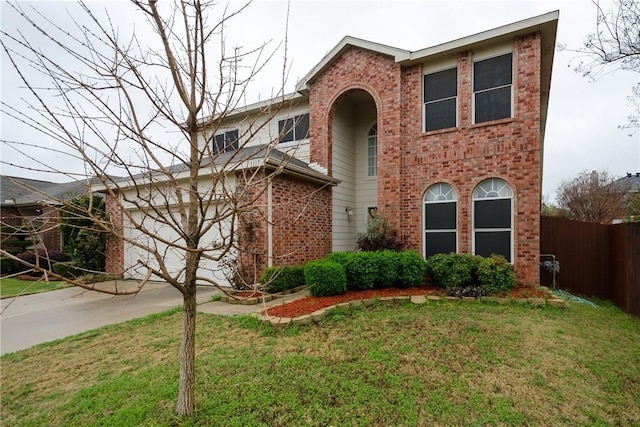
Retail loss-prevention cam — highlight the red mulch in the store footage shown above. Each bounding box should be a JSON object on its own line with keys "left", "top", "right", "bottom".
{"left": 232, "top": 291, "right": 264, "bottom": 298}
{"left": 266, "top": 286, "right": 443, "bottom": 318}
{"left": 266, "top": 286, "right": 552, "bottom": 318}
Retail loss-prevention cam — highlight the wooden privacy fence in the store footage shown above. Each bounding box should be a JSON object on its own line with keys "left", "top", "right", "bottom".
{"left": 540, "top": 216, "right": 640, "bottom": 315}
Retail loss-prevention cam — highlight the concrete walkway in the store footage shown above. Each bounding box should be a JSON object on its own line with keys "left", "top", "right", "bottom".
{"left": 0, "top": 280, "right": 309, "bottom": 355}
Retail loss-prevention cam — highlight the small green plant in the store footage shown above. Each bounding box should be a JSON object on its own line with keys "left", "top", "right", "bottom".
{"left": 211, "top": 293, "right": 222, "bottom": 302}
{"left": 304, "top": 260, "right": 347, "bottom": 297}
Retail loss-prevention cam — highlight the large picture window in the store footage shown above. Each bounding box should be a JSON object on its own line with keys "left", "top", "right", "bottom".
{"left": 473, "top": 178, "right": 513, "bottom": 261}
{"left": 424, "top": 183, "right": 457, "bottom": 258}
{"left": 278, "top": 113, "right": 310, "bottom": 144}
{"left": 473, "top": 53, "right": 512, "bottom": 123}
{"left": 211, "top": 129, "right": 239, "bottom": 154}
{"left": 424, "top": 67, "right": 457, "bottom": 132}
{"left": 367, "top": 123, "right": 377, "bottom": 177}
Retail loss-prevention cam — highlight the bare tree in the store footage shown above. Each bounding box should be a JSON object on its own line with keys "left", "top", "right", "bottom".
{"left": 0, "top": 0, "right": 296, "bottom": 416}
{"left": 556, "top": 170, "right": 629, "bottom": 223}
{"left": 571, "top": 0, "right": 640, "bottom": 131}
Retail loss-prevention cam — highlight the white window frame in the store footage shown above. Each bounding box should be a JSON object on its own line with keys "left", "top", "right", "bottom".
{"left": 367, "top": 123, "right": 377, "bottom": 177}
{"left": 423, "top": 183, "right": 458, "bottom": 258}
{"left": 472, "top": 50, "right": 514, "bottom": 124}
{"left": 472, "top": 178, "right": 514, "bottom": 262}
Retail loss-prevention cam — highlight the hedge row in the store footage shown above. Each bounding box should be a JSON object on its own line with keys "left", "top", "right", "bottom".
{"left": 259, "top": 265, "right": 306, "bottom": 294}
{"left": 425, "top": 253, "right": 515, "bottom": 297}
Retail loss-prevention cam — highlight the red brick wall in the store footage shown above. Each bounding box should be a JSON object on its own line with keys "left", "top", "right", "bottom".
{"left": 309, "top": 46, "right": 403, "bottom": 222}
{"left": 105, "top": 192, "right": 124, "bottom": 276}
{"left": 308, "top": 34, "right": 543, "bottom": 286}
{"left": 271, "top": 175, "right": 332, "bottom": 265}
{"left": 40, "top": 205, "right": 61, "bottom": 251}
{"left": 236, "top": 171, "right": 333, "bottom": 281}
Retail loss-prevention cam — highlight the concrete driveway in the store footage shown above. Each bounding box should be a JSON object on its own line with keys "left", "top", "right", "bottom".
{"left": 1, "top": 280, "right": 309, "bottom": 355}
{"left": 0, "top": 281, "right": 216, "bottom": 355}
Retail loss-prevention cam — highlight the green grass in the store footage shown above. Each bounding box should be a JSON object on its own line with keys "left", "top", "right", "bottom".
{"left": 0, "top": 277, "right": 69, "bottom": 298}
{"left": 1, "top": 300, "right": 639, "bottom": 426}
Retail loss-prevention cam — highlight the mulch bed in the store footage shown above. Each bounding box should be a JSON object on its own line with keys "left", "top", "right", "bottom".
{"left": 266, "top": 286, "right": 553, "bottom": 318}
{"left": 266, "top": 286, "right": 443, "bottom": 318}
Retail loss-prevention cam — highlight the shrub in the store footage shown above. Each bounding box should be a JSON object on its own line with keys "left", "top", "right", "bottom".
{"left": 356, "top": 212, "right": 406, "bottom": 251}
{"left": 1, "top": 257, "right": 17, "bottom": 275}
{"left": 396, "top": 250, "right": 427, "bottom": 288}
{"left": 61, "top": 195, "right": 107, "bottom": 272}
{"left": 304, "top": 260, "right": 347, "bottom": 297}
{"left": 52, "top": 261, "right": 82, "bottom": 278}
{"left": 345, "top": 252, "right": 379, "bottom": 291}
{"left": 372, "top": 250, "right": 399, "bottom": 288}
{"left": 16, "top": 250, "right": 69, "bottom": 275}
{"left": 260, "top": 265, "right": 306, "bottom": 294}
{"left": 477, "top": 255, "right": 516, "bottom": 294}
{"left": 325, "top": 251, "right": 353, "bottom": 268}
{"left": 425, "top": 253, "right": 516, "bottom": 297}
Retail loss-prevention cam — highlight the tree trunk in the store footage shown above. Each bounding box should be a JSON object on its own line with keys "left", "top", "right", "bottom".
{"left": 176, "top": 289, "right": 197, "bottom": 416}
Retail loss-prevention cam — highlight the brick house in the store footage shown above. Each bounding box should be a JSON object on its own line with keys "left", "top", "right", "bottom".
{"left": 0, "top": 176, "right": 85, "bottom": 253}
{"left": 108, "top": 11, "right": 558, "bottom": 287}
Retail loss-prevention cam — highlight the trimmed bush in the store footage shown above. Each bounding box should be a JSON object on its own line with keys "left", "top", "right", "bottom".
{"left": 425, "top": 253, "right": 516, "bottom": 296}
{"left": 304, "top": 260, "right": 347, "bottom": 297}
{"left": 260, "top": 265, "right": 306, "bottom": 294}
{"left": 396, "top": 250, "right": 427, "bottom": 288}
{"left": 373, "top": 250, "right": 399, "bottom": 288}
{"left": 345, "top": 252, "right": 378, "bottom": 291}
{"left": 326, "top": 251, "right": 353, "bottom": 268}
{"left": 477, "top": 255, "right": 516, "bottom": 294}
{"left": 1, "top": 257, "right": 17, "bottom": 275}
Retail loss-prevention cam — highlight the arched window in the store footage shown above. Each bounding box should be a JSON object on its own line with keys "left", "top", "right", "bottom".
{"left": 367, "top": 124, "right": 377, "bottom": 177}
{"left": 473, "top": 178, "right": 513, "bottom": 261}
{"left": 424, "top": 183, "right": 457, "bottom": 258}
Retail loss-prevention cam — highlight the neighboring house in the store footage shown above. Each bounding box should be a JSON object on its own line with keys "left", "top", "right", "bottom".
{"left": 0, "top": 175, "right": 85, "bottom": 253}
{"left": 612, "top": 172, "right": 640, "bottom": 223}
{"left": 106, "top": 11, "right": 558, "bottom": 287}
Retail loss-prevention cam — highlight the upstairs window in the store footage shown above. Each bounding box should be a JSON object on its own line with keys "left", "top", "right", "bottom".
{"left": 278, "top": 113, "right": 310, "bottom": 144}
{"left": 367, "top": 123, "right": 377, "bottom": 177}
{"left": 473, "top": 53, "right": 512, "bottom": 123}
{"left": 424, "top": 183, "right": 457, "bottom": 258}
{"left": 473, "top": 178, "right": 513, "bottom": 262}
{"left": 424, "top": 67, "right": 457, "bottom": 132}
{"left": 212, "top": 129, "right": 239, "bottom": 154}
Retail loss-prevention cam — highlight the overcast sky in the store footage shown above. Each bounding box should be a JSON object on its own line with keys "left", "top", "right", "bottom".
{"left": 1, "top": 0, "right": 638, "bottom": 202}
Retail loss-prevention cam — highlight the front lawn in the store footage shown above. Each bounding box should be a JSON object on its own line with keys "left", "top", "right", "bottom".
{"left": 1, "top": 300, "right": 639, "bottom": 426}
{"left": 0, "top": 277, "right": 69, "bottom": 298}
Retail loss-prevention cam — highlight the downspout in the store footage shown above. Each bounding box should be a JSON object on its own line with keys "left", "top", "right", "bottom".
{"left": 267, "top": 180, "right": 273, "bottom": 267}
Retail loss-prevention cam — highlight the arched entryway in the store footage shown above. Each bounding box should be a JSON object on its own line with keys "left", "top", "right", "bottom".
{"left": 330, "top": 89, "right": 378, "bottom": 251}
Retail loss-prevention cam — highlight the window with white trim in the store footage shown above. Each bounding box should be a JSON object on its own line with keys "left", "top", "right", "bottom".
{"left": 473, "top": 178, "right": 513, "bottom": 261}
{"left": 424, "top": 183, "right": 457, "bottom": 258}
{"left": 473, "top": 53, "right": 512, "bottom": 123}
{"left": 424, "top": 67, "right": 457, "bottom": 132}
{"left": 211, "top": 129, "right": 239, "bottom": 154}
{"left": 367, "top": 123, "right": 377, "bottom": 177}
{"left": 278, "top": 113, "right": 309, "bottom": 144}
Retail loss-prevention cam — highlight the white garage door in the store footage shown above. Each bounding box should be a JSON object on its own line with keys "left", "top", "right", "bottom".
{"left": 123, "top": 208, "right": 232, "bottom": 286}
